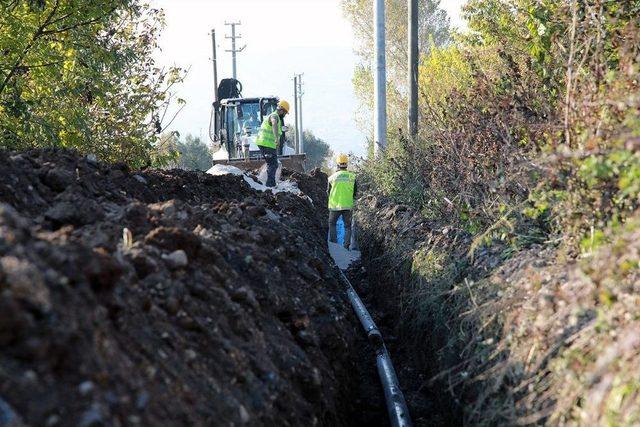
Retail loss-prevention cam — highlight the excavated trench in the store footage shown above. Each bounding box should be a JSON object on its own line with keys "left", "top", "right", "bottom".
{"left": 0, "top": 149, "right": 456, "bottom": 426}
{"left": 343, "top": 259, "right": 462, "bottom": 427}
{"left": 352, "top": 199, "right": 471, "bottom": 427}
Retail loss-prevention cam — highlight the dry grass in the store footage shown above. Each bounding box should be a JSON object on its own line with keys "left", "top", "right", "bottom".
{"left": 454, "top": 214, "right": 640, "bottom": 425}
{"left": 358, "top": 198, "right": 640, "bottom": 426}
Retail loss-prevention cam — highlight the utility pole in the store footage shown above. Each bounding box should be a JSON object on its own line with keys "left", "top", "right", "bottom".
{"left": 295, "top": 73, "right": 305, "bottom": 154}
{"left": 374, "top": 0, "right": 387, "bottom": 156}
{"left": 224, "top": 21, "right": 246, "bottom": 80}
{"left": 293, "top": 75, "right": 300, "bottom": 153}
{"left": 210, "top": 29, "right": 219, "bottom": 102}
{"left": 408, "top": 0, "right": 419, "bottom": 137}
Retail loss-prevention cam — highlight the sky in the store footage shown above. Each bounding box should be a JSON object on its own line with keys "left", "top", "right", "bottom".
{"left": 151, "top": 0, "right": 466, "bottom": 157}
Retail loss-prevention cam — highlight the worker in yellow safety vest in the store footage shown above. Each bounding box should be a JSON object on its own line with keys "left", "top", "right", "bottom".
{"left": 327, "top": 154, "right": 357, "bottom": 250}
{"left": 256, "top": 100, "right": 290, "bottom": 187}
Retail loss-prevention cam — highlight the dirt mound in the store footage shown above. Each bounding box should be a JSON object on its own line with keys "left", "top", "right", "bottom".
{"left": 0, "top": 149, "right": 361, "bottom": 426}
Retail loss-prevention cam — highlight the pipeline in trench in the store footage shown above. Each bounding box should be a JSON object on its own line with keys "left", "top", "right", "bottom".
{"left": 340, "top": 228, "right": 464, "bottom": 427}
{"left": 330, "top": 232, "right": 462, "bottom": 427}
{"left": 335, "top": 266, "right": 413, "bottom": 427}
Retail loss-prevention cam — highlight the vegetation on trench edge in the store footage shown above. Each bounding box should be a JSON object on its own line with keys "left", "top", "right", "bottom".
{"left": 347, "top": 0, "right": 640, "bottom": 424}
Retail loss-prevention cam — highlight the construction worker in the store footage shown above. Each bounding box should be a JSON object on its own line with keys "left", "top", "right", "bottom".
{"left": 256, "top": 100, "right": 290, "bottom": 187}
{"left": 328, "top": 154, "right": 357, "bottom": 250}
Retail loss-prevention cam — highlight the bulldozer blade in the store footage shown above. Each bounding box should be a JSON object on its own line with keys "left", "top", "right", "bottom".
{"left": 279, "top": 154, "right": 306, "bottom": 172}
{"left": 212, "top": 154, "right": 306, "bottom": 173}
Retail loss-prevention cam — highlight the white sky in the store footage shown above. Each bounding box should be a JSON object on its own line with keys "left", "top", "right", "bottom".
{"left": 151, "top": 0, "right": 466, "bottom": 156}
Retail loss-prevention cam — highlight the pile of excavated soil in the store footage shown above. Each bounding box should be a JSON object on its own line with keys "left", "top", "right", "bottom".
{"left": 0, "top": 149, "right": 362, "bottom": 426}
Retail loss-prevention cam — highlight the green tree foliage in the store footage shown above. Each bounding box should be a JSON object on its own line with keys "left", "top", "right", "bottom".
{"left": 357, "top": 0, "right": 640, "bottom": 249}
{"left": 177, "top": 134, "right": 212, "bottom": 171}
{"left": 341, "top": 0, "right": 450, "bottom": 133}
{"left": 460, "top": 0, "right": 640, "bottom": 244}
{"left": 302, "top": 129, "right": 332, "bottom": 171}
{"left": 158, "top": 132, "right": 212, "bottom": 171}
{"left": 0, "top": 0, "right": 184, "bottom": 168}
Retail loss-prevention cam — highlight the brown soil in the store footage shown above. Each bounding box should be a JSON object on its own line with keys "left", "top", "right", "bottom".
{"left": 0, "top": 149, "right": 364, "bottom": 426}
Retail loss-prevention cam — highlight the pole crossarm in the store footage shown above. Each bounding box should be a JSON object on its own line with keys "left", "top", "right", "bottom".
{"left": 225, "top": 44, "right": 246, "bottom": 53}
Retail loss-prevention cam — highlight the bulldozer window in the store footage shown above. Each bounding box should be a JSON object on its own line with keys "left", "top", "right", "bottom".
{"left": 225, "top": 107, "right": 239, "bottom": 146}
{"left": 238, "top": 103, "right": 262, "bottom": 135}
{"left": 261, "top": 100, "right": 277, "bottom": 118}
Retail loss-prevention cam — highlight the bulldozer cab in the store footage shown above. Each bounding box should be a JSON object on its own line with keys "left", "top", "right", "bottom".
{"left": 210, "top": 96, "right": 306, "bottom": 171}
{"left": 212, "top": 97, "right": 276, "bottom": 155}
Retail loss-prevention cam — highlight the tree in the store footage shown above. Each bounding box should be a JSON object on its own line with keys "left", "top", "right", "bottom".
{"left": 302, "top": 130, "right": 332, "bottom": 171}
{"left": 0, "top": 1, "right": 184, "bottom": 168}
{"left": 158, "top": 132, "right": 212, "bottom": 171}
{"left": 175, "top": 134, "right": 211, "bottom": 171}
{"left": 341, "top": 0, "right": 450, "bottom": 136}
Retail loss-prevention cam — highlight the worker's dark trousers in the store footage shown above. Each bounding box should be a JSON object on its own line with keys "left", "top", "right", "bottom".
{"left": 258, "top": 145, "right": 278, "bottom": 187}
{"left": 329, "top": 209, "right": 353, "bottom": 249}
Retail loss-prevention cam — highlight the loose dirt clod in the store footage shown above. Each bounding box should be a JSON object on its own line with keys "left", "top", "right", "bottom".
{"left": 0, "top": 149, "right": 363, "bottom": 426}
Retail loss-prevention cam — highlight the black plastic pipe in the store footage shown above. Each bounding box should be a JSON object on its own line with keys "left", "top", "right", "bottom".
{"left": 341, "top": 270, "right": 383, "bottom": 344}
{"left": 377, "top": 345, "right": 413, "bottom": 427}
{"left": 337, "top": 269, "right": 413, "bottom": 427}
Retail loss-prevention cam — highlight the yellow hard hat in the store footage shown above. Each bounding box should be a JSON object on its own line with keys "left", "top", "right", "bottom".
{"left": 337, "top": 153, "right": 348, "bottom": 165}
{"left": 277, "top": 100, "right": 290, "bottom": 113}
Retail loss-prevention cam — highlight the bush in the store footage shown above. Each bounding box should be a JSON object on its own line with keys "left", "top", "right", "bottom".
{"left": 0, "top": 1, "right": 185, "bottom": 168}
{"left": 359, "top": 0, "right": 640, "bottom": 252}
{"left": 354, "top": 1, "right": 640, "bottom": 424}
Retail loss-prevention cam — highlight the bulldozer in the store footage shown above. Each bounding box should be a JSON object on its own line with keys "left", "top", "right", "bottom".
{"left": 209, "top": 78, "right": 306, "bottom": 172}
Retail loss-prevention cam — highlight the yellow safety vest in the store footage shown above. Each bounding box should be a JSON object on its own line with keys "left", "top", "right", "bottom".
{"left": 328, "top": 170, "right": 356, "bottom": 210}
{"left": 256, "top": 112, "right": 282, "bottom": 149}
